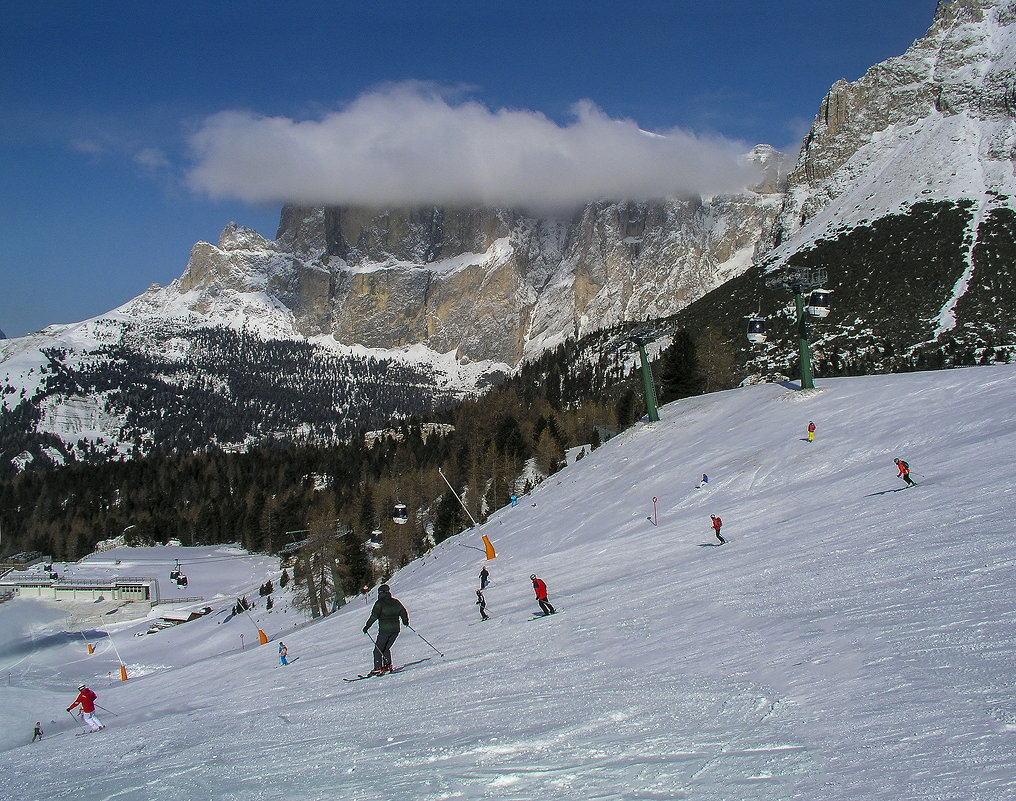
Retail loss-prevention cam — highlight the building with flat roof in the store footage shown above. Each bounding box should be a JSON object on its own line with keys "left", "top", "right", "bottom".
{"left": 0, "top": 574, "right": 160, "bottom": 606}
{"left": 0, "top": 551, "right": 46, "bottom": 571}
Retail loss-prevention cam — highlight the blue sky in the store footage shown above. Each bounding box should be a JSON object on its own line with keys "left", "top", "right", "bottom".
{"left": 0, "top": 1, "right": 939, "bottom": 338}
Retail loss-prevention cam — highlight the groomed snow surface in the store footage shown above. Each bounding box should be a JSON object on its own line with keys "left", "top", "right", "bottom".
{"left": 3, "top": 365, "right": 1016, "bottom": 800}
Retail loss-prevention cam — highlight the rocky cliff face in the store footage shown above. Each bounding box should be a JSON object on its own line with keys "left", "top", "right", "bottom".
{"left": 770, "top": 0, "right": 1016, "bottom": 254}
{"left": 176, "top": 192, "right": 782, "bottom": 365}
{"left": 4, "top": 0, "right": 1014, "bottom": 476}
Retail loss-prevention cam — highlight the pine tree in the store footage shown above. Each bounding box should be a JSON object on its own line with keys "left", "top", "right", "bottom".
{"left": 658, "top": 329, "right": 704, "bottom": 402}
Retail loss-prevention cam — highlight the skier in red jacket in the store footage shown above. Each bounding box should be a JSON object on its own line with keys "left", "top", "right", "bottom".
{"left": 68, "top": 684, "right": 104, "bottom": 732}
{"left": 807, "top": 421, "right": 816, "bottom": 442}
{"left": 530, "top": 574, "right": 556, "bottom": 616}
{"left": 710, "top": 514, "right": 726, "bottom": 545}
{"left": 894, "top": 457, "right": 916, "bottom": 487}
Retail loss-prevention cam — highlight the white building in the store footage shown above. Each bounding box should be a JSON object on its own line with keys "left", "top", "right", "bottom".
{"left": 0, "top": 575, "right": 160, "bottom": 606}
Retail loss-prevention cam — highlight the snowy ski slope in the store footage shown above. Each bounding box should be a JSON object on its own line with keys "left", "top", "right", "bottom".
{"left": 2, "top": 365, "right": 1015, "bottom": 800}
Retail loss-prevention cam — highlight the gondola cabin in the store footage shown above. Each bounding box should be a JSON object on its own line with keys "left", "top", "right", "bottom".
{"left": 746, "top": 317, "right": 767, "bottom": 343}
{"left": 366, "top": 530, "right": 384, "bottom": 550}
{"left": 175, "top": 574, "right": 188, "bottom": 587}
{"left": 806, "top": 288, "right": 832, "bottom": 317}
{"left": 393, "top": 503, "right": 408, "bottom": 525}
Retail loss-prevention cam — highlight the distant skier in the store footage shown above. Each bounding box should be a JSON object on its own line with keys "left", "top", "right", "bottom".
{"left": 31, "top": 722, "right": 43, "bottom": 743}
{"left": 363, "top": 584, "right": 409, "bottom": 675}
{"left": 710, "top": 514, "right": 725, "bottom": 545}
{"left": 530, "top": 574, "right": 556, "bottom": 616}
{"left": 67, "top": 684, "right": 104, "bottom": 732}
{"left": 279, "top": 641, "right": 288, "bottom": 666}
{"left": 475, "top": 589, "right": 490, "bottom": 620}
{"left": 479, "top": 566, "right": 489, "bottom": 589}
{"left": 894, "top": 457, "right": 916, "bottom": 487}
{"left": 697, "top": 473, "right": 709, "bottom": 489}
{"left": 808, "top": 421, "right": 816, "bottom": 442}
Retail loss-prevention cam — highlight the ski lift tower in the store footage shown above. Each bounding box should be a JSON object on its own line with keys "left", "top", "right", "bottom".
{"left": 630, "top": 335, "right": 660, "bottom": 422}
{"left": 768, "top": 268, "right": 828, "bottom": 391}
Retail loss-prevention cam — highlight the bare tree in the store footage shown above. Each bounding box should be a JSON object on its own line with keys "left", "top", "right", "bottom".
{"left": 292, "top": 515, "right": 348, "bottom": 618}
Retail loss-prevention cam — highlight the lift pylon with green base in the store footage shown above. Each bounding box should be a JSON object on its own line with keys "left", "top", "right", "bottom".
{"left": 632, "top": 336, "right": 660, "bottom": 422}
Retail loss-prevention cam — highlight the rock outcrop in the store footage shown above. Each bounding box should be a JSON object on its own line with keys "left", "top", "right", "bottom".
{"left": 174, "top": 192, "right": 781, "bottom": 365}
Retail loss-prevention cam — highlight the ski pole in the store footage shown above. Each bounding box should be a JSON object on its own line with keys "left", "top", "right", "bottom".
{"left": 67, "top": 709, "right": 87, "bottom": 733}
{"left": 95, "top": 704, "right": 119, "bottom": 717}
{"left": 406, "top": 624, "right": 444, "bottom": 658}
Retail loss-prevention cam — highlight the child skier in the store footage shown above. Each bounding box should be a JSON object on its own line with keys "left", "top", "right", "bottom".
{"left": 279, "top": 641, "right": 288, "bottom": 666}
{"left": 808, "top": 421, "right": 816, "bottom": 442}
{"left": 894, "top": 457, "right": 916, "bottom": 487}
{"left": 710, "top": 514, "right": 725, "bottom": 545}
{"left": 475, "top": 589, "right": 489, "bottom": 620}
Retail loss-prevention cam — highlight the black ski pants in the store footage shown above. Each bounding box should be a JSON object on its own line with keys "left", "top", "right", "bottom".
{"left": 373, "top": 630, "right": 400, "bottom": 670}
{"left": 538, "top": 598, "right": 556, "bottom": 615}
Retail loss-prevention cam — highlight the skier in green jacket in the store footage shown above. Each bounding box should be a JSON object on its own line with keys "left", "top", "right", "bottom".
{"left": 363, "top": 584, "right": 409, "bottom": 675}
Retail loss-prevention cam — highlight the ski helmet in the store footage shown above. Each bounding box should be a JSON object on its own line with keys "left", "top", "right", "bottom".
{"left": 894, "top": 458, "right": 900, "bottom": 464}
{"left": 77, "top": 684, "right": 86, "bottom": 690}
{"left": 530, "top": 574, "right": 537, "bottom": 580}
{"left": 378, "top": 584, "right": 391, "bottom": 594}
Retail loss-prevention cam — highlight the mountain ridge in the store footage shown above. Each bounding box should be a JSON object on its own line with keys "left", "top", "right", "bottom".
{"left": 2, "top": 0, "right": 1015, "bottom": 473}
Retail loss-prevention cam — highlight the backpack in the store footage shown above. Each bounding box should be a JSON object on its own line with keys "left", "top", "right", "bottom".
{"left": 899, "top": 460, "right": 909, "bottom": 470}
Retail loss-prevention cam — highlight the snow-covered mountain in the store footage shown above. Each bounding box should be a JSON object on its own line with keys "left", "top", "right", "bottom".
{"left": 3, "top": 0, "right": 1015, "bottom": 472}
{"left": 660, "top": 0, "right": 1016, "bottom": 380}
{"left": 3, "top": 363, "right": 1016, "bottom": 800}
{"left": 770, "top": 0, "right": 1016, "bottom": 256}
{"left": 0, "top": 173, "right": 780, "bottom": 473}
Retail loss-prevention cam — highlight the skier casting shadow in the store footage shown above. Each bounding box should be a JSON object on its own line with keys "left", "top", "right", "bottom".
{"left": 894, "top": 457, "right": 917, "bottom": 487}
{"left": 710, "top": 514, "right": 726, "bottom": 545}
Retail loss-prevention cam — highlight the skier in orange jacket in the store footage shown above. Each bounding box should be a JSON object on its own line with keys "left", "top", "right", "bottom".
{"left": 894, "top": 457, "right": 916, "bottom": 487}
{"left": 710, "top": 514, "right": 726, "bottom": 545}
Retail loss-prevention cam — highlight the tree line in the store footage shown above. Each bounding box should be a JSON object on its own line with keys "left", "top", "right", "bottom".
{"left": 0, "top": 322, "right": 738, "bottom": 617}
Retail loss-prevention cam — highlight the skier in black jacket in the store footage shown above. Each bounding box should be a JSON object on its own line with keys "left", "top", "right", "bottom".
{"left": 363, "top": 584, "right": 409, "bottom": 675}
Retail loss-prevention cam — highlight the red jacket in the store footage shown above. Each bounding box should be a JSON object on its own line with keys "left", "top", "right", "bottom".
{"left": 896, "top": 460, "right": 910, "bottom": 476}
{"left": 712, "top": 516, "right": 722, "bottom": 532}
{"left": 69, "top": 688, "right": 96, "bottom": 714}
{"left": 808, "top": 423, "right": 816, "bottom": 433}
{"left": 532, "top": 578, "right": 548, "bottom": 600}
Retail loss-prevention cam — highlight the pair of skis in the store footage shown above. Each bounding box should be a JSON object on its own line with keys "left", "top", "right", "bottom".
{"left": 343, "top": 667, "right": 403, "bottom": 682}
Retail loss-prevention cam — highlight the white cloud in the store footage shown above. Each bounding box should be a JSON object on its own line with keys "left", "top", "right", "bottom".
{"left": 134, "top": 147, "right": 170, "bottom": 171}
{"left": 186, "top": 84, "right": 760, "bottom": 210}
